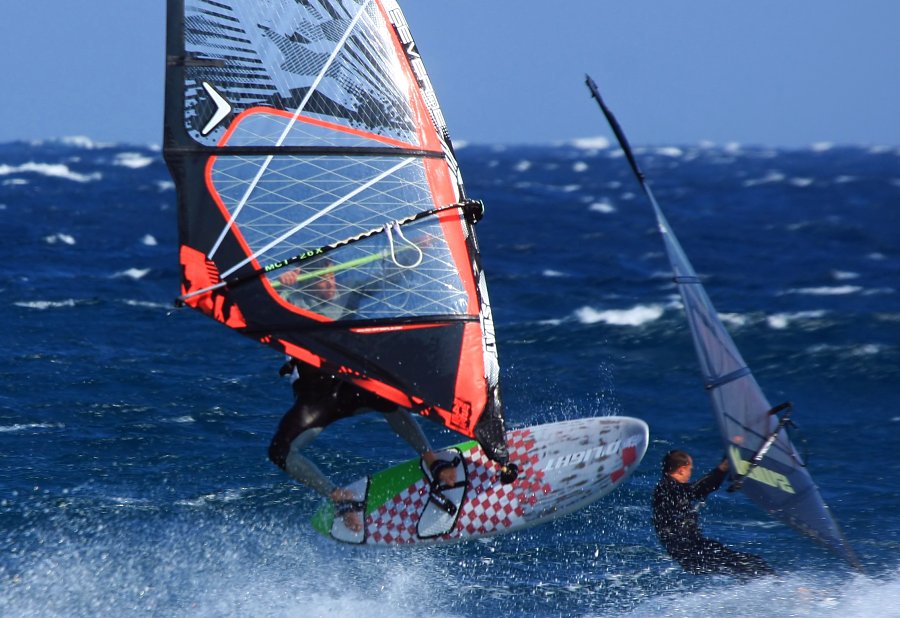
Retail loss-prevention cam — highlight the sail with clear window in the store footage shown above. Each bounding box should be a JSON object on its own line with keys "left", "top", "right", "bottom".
{"left": 163, "top": 0, "right": 507, "bottom": 454}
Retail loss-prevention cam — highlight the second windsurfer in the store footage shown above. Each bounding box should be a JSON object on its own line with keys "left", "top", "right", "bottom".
{"left": 652, "top": 449, "right": 774, "bottom": 577}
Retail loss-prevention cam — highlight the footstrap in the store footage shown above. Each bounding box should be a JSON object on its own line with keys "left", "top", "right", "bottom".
{"left": 429, "top": 456, "right": 461, "bottom": 489}
{"left": 333, "top": 499, "right": 366, "bottom": 516}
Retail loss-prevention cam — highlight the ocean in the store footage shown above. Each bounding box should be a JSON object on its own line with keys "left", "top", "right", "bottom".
{"left": 1, "top": 137, "right": 898, "bottom": 617}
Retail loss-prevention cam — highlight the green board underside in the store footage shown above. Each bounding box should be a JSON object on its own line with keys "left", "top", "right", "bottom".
{"left": 311, "top": 440, "right": 478, "bottom": 535}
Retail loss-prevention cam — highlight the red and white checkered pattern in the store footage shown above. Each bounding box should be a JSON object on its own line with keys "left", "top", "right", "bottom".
{"left": 366, "top": 428, "right": 550, "bottom": 545}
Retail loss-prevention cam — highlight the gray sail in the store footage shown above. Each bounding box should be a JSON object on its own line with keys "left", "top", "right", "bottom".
{"left": 585, "top": 75, "right": 862, "bottom": 571}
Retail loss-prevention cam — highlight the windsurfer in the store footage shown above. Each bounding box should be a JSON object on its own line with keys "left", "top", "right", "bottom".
{"left": 268, "top": 359, "right": 458, "bottom": 532}
{"left": 652, "top": 449, "right": 774, "bottom": 577}
{"left": 274, "top": 261, "right": 343, "bottom": 319}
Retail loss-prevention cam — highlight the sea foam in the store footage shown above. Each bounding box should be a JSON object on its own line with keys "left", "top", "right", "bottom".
{"left": 574, "top": 304, "right": 664, "bottom": 327}
{"left": 0, "top": 162, "right": 101, "bottom": 183}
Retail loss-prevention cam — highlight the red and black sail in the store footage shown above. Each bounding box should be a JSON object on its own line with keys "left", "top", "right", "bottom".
{"left": 164, "top": 0, "right": 505, "bottom": 446}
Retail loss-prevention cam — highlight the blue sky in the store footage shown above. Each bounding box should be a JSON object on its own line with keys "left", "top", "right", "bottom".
{"left": 2, "top": 1, "right": 898, "bottom": 147}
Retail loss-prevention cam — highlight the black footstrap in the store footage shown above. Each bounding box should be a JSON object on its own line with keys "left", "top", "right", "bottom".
{"left": 333, "top": 499, "right": 366, "bottom": 516}
{"left": 429, "top": 456, "right": 460, "bottom": 489}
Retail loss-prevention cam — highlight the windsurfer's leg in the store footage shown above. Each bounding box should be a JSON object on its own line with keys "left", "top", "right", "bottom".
{"left": 383, "top": 408, "right": 430, "bottom": 456}
{"left": 721, "top": 547, "right": 775, "bottom": 577}
{"left": 268, "top": 382, "right": 364, "bottom": 532}
{"left": 684, "top": 539, "right": 774, "bottom": 577}
{"left": 383, "top": 409, "right": 456, "bottom": 487}
{"left": 283, "top": 427, "right": 335, "bottom": 497}
{"left": 282, "top": 427, "right": 364, "bottom": 533}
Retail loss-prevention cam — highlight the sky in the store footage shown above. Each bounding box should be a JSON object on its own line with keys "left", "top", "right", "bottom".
{"left": 2, "top": 1, "right": 898, "bottom": 148}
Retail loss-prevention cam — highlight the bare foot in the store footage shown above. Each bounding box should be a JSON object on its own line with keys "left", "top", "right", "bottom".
{"left": 423, "top": 451, "right": 457, "bottom": 487}
{"left": 330, "top": 488, "right": 362, "bottom": 532}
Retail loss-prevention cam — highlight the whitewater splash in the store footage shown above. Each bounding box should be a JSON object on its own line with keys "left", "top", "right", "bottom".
{"left": 0, "top": 513, "right": 463, "bottom": 618}
{"left": 622, "top": 572, "right": 900, "bottom": 618}
{"left": 2, "top": 506, "right": 897, "bottom": 618}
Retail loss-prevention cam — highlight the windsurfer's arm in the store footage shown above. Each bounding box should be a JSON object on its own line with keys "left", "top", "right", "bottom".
{"left": 275, "top": 265, "right": 337, "bottom": 301}
{"left": 691, "top": 463, "right": 727, "bottom": 498}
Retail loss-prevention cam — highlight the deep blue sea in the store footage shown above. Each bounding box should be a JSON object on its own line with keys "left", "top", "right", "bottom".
{"left": 2, "top": 136, "right": 898, "bottom": 617}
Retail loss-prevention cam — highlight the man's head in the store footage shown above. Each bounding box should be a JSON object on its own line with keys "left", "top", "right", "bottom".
{"left": 662, "top": 449, "right": 693, "bottom": 483}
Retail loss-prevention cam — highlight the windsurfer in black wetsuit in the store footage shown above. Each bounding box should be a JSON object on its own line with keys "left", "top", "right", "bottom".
{"left": 268, "top": 241, "right": 517, "bottom": 533}
{"left": 268, "top": 359, "right": 459, "bottom": 532}
{"left": 652, "top": 449, "right": 774, "bottom": 577}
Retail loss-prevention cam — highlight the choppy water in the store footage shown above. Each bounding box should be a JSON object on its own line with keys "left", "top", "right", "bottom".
{"left": 2, "top": 137, "right": 898, "bottom": 616}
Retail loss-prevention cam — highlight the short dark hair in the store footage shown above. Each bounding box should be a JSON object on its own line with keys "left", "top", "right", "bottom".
{"left": 662, "top": 450, "right": 691, "bottom": 475}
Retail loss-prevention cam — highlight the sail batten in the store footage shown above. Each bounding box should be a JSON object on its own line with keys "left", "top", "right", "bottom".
{"left": 166, "top": 0, "right": 507, "bottom": 447}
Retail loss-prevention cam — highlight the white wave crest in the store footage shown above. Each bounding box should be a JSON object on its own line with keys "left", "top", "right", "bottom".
{"left": 122, "top": 299, "right": 170, "bottom": 309}
{"left": 0, "top": 162, "right": 101, "bottom": 183}
{"left": 114, "top": 152, "right": 155, "bottom": 169}
{"left": 141, "top": 234, "right": 158, "bottom": 246}
{"left": 851, "top": 344, "right": 886, "bottom": 356}
{"left": 571, "top": 136, "right": 611, "bottom": 150}
{"left": 575, "top": 304, "right": 664, "bottom": 326}
{"left": 572, "top": 161, "right": 589, "bottom": 173}
{"left": 743, "top": 171, "right": 786, "bottom": 187}
{"left": 58, "top": 136, "right": 104, "bottom": 149}
{"left": 112, "top": 268, "right": 150, "bottom": 280}
{"left": 786, "top": 285, "right": 862, "bottom": 296}
{"left": 655, "top": 147, "right": 683, "bottom": 158}
{"left": 14, "top": 299, "right": 80, "bottom": 310}
{"left": 589, "top": 200, "right": 616, "bottom": 214}
{"left": 44, "top": 233, "right": 76, "bottom": 245}
{"left": 0, "top": 422, "right": 64, "bottom": 433}
{"left": 767, "top": 310, "right": 827, "bottom": 329}
{"left": 810, "top": 343, "right": 887, "bottom": 358}
{"left": 832, "top": 270, "right": 860, "bottom": 281}
{"left": 719, "top": 312, "right": 749, "bottom": 328}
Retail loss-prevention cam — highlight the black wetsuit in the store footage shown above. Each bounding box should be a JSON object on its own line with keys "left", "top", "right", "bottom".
{"left": 267, "top": 361, "right": 395, "bottom": 470}
{"left": 652, "top": 466, "right": 774, "bottom": 577}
